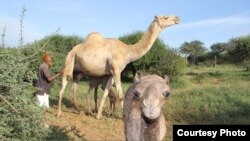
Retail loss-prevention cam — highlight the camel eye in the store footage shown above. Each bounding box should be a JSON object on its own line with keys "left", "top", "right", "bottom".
{"left": 163, "top": 91, "right": 170, "bottom": 99}
{"left": 133, "top": 90, "right": 141, "bottom": 99}
{"left": 164, "top": 16, "right": 169, "bottom": 20}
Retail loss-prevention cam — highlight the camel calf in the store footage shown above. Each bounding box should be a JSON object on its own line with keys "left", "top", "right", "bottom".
{"left": 87, "top": 76, "right": 116, "bottom": 115}
{"left": 70, "top": 70, "right": 116, "bottom": 116}
{"left": 123, "top": 74, "right": 170, "bottom": 141}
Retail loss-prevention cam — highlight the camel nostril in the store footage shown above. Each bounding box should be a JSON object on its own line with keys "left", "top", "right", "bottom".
{"left": 133, "top": 90, "right": 140, "bottom": 99}
{"left": 143, "top": 99, "right": 159, "bottom": 107}
{"left": 163, "top": 92, "right": 170, "bottom": 99}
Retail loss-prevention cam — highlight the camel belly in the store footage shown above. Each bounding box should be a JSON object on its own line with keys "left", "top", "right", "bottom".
{"left": 75, "top": 54, "right": 111, "bottom": 76}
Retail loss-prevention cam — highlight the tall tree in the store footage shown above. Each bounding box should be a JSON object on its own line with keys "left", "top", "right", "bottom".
{"left": 228, "top": 35, "right": 250, "bottom": 63}
{"left": 210, "top": 43, "right": 228, "bottom": 67}
{"left": 211, "top": 43, "right": 228, "bottom": 55}
{"left": 180, "top": 40, "right": 206, "bottom": 64}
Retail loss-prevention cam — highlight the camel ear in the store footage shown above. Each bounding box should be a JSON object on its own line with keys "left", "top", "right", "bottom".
{"left": 163, "top": 75, "right": 170, "bottom": 84}
{"left": 154, "top": 16, "right": 160, "bottom": 20}
{"left": 134, "top": 72, "right": 140, "bottom": 83}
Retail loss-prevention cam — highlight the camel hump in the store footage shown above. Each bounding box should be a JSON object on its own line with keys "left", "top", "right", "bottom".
{"left": 86, "top": 32, "right": 104, "bottom": 41}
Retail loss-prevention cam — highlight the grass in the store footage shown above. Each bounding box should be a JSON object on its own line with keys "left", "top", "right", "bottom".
{"left": 48, "top": 65, "right": 250, "bottom": 140}
{"left": 162, "top": 65, "right": 250, "bottom": 140}
{"left": 165, "top": 65, "right": 250, "bottom": 124}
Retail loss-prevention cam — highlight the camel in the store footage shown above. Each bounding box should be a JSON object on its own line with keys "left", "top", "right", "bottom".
{"left": 69, "top": 66, "right": 116, "bottom": 115}
{"left": 57, "top": 15, "right": 179, "bottom": 119}
{"left": 123, "top": 74, "right": 171, "bottom": 141}
{"left": 86, "top": 75, "right": 116, "bottom": 115}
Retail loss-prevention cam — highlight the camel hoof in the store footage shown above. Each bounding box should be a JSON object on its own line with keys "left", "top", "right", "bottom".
{"left": 109, "top": 111, "right": 114, "bottom": 116}
{"left": 93, "top": 109, "right": 98, "bottom": 113}
{"left": 73, "top": 105, "right": 80, "bottom": 111}
{"left": 56, "top": 113, "right": 61, "bottom": 118}
{"left": 96, "top": 114, "right": 103, "bottom": 119}
{"left": 85, "top": 111, "right": 93, "bottom": 116}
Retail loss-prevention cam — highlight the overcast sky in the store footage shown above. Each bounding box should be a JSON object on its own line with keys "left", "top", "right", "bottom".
{"left": 1, "top": 0, "right": 250, "bottom": 48}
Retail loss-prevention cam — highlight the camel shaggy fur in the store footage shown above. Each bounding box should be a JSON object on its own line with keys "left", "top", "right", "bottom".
{"left": 123, "top": 74, "right": 170, "bottom": 141}
{"left": 57, "top": 15, "right": 179, "bottom": 119}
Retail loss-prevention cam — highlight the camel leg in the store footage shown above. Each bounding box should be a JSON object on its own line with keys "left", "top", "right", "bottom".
{"left": 71, "top": 72, "right": 83, "bottom": 113}
{"left": 86, "top": 85, "right": 93, "bottom": 115}
{"left": 94, "top": 87, "right": 98, "bottom": 113}
{"left": 112, "top": 92, "right": 116, "bottom": 115}
{"left": 108, "top": 89, "right": 116, "bottom": 116}
{"left": 109, "top": 97, "right": 112, "bottom": 116}
{"left": 113, "top": 72, "right": 124, "bottom": 108}
{"left": 70, "top": 81, "right": 80, "bottom": 112}
{"left": 96, "top": 77, "right": 113, "bottom": 119}
{"left": 57, "top": 76, "right": 68, "bottom": 117}
{"left": 113, "top": 100, "right": 116, "bottom": 114}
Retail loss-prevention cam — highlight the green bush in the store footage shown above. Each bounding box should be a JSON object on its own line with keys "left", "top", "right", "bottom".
{"left": 0, "top": 46, "right": 50, "bottom": 140}
{"left": 241, "top": 60, "right": 250, "bottom": 71}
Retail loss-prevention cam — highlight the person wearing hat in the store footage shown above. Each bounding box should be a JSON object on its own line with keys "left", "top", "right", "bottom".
{"left": 35, "top": 53, "right": 63, "bottom": 107}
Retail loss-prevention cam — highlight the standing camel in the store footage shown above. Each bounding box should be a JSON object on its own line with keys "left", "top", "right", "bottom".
{"left": 69, "top": 66, "right": 116, "bottom": 115}
{"left": 86, "top": 75, "right": 116, "bottom": 115}
{"left": 57, "top": 15, "right": 179, "bottom": 119}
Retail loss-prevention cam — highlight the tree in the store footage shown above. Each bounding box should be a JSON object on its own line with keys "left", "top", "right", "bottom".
{"left": 211, "top": 43, "right": 228, "bottom": 55}
{"left": 228, "top": 35, "right": 250, "bottom": 63}
{"left": 180, "top": 40, "right": 206, "bottom": 64}
{"left": 0, "top": 41, "right": 50, "bottom": 141}
{"left": 210, "top": 43, "right": 228, "bottom": 66}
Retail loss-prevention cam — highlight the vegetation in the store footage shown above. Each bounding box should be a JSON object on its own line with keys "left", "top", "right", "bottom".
{"left": 228, "top": 35, "right": 250, "bottom": 63}
{"left": 165, "top": 65, "right": 250, "bottom": 124}
{"left": 182, "top": 35, "right": 250, "bottom": 70}
{"left": 0, "top": 7, "right": 51, "bottom": 140}
{"left": 180, "top": 40, "right": 207, "bottom": 64}
{"left": 0, "top": 6, "right": 249, "bottom": 141}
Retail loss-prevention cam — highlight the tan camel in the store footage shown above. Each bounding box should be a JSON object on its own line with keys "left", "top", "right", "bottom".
{"left": 57, "top": 15, "right": 179, "bottom": 119}
{"left": 123, "top": 74, "right": 171, "bottom": 141}
{"left": 69, "top": 66, "right": 116, "bottom": 115}
{"left": 86, "top": 75, "right": 116, "bottom": 115}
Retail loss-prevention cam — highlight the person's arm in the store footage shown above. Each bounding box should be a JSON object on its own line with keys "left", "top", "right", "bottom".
{"left": 47, "top": 73, "right": 61, "bottom": 82}
{"left": 44, "top": 68, "right": 63, "bottom": 82}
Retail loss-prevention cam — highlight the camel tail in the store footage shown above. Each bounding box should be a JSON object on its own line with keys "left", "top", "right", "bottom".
{"left": 64, "top": 48, "right": 76, "bottom": 80}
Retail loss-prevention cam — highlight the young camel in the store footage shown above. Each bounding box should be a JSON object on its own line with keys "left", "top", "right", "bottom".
{"left": 70, "top": 68, "right": 116, "bottom": 115}
{"left": 57, "top": 15, "right": 179, "bottom": 119}
{"left": 123, "top": 74, "right": 171, "bottom": 141}
{"left": 87, "top": 75, "right": 116, "bottom": 115}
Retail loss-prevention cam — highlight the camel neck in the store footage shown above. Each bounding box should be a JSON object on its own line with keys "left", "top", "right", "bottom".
{"left": 128, "top": 21, "right": 161, "bottom": 62}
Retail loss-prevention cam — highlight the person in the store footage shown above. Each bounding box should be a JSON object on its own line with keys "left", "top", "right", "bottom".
{"left": 35, "top": 53, "right": 63, "bottom": 107}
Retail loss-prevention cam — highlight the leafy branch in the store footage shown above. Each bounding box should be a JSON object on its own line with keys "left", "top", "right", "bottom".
{"left": 0, "top": 94, "right": 19, "bottom": 113}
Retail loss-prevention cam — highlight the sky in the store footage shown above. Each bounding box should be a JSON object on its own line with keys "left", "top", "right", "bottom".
{"left": 0, "top": 0, "right": 250, "bottom": 48}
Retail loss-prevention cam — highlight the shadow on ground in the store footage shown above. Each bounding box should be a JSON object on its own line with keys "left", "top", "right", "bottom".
{"left": 46, "top": 125, "right": 87, "bottom": 141}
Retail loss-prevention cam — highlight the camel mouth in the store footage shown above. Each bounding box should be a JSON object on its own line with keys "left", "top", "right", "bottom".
{"left": 142, "top": 107, "right": 161, "bottom": 120}
{"left": 142, "top": 113, "right": 159, "bottom": 124}
{"left": 174, "top": 17, "right": 180, "bottom": 24}
{"left": 141, "top": 98, "right": 161, "bottom": 120}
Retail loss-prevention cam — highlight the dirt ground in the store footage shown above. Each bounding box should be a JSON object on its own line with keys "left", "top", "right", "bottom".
{"left": 45, "top": 106, "right": 173, "bottom": 141}
{"left": 46, "top": 106, "right": 125, "bottom": 140}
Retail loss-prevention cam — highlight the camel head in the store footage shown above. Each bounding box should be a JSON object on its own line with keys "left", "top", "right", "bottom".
{"left": 154, "top": 15, "right": 180, "bottom": 29}
{"left": 132, "top": 75, "right": 170, "bottom": 121}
